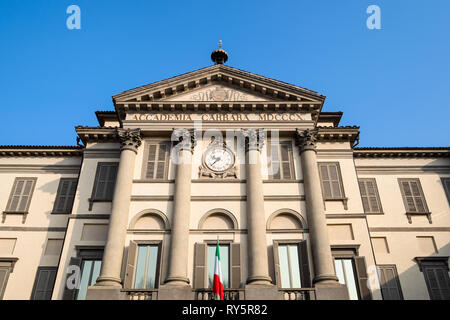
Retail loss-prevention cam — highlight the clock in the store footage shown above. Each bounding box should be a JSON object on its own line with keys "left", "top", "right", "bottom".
{"left": 204, "top": 146, "right": 235, "bottom": 172}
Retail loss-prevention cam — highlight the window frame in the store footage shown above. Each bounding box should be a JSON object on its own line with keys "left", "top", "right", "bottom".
{"left": 358, "top": 178, "right": 383, "bottom": 214}
{"left": 52, "top": 178, "right": 78, "bottom": 214}
{"left": 267, "top": 140, "right": 296, "bottom": 180}
{"left": 273, "top": 240, "right": 310, "bottom": 289}
{"left": 132, "top": 241, "right": 163, "bottom": 289}
{"left": 0, "top": 258, "right": 18, "bottom": 300}
{"left": 398, "top": 178, "right": 431, "bottom": 224}
{"left": 204, "top": 240, "right": 231, "bottom": 289}
{"left": 141, "top": 140, "right": 171, "bottom": 180}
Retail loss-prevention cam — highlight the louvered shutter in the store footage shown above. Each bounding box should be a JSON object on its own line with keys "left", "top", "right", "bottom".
{"left": 272, "top": 242, "right": 281, "bottom": 287}
{"left": 92, "top": 163, "right": 118, "bottom": 201}
{"left": 6, "top": 178, "right": 36, "bottom": 212}
{"left": 298, "top": 241, "right": 311, "bottom": 288}
{"left": 124, "top": 241, "right": 138, "bottom": 289}
{"left": 424, "top": 266, "right": 450, "bottom": 300}
{"left": 378, "top": 265, "right": 402, "bottom": 300}
{"left": 359, "top": 179, "right": 382, "bottom": 213}
{"left": 399, "top": 179, "right": 428, "bottom": 213}
{"left": 442, "top": 178, "right": 450, "bottom": 205}
{"left": 280, "top": 142, "right": 293, "bottom": 179}
{"left": 230, "top": 243, "right": 241, "bottom": 288}
{"left": 31, "top": 267, "right": 57, "bottom": 300}
{"left": 319, "top": 164, "right": 332, "bottom": 199}
{"left": 146, "top": 142, "right": 169, "bottom": 179}
{"left": 53, "top": 179, "right": 77, "bottom": 213}
{"left": 267, "top": 142, "right": 280, "bottom": 179}
{"left": 319, "top": 163, "right": 344, "bottom": 199}
{"left": 355, "top": 256, "right": 372, "bottom": 300}
{"left": 194, "top": 243, "right": 207, "bottom": 289}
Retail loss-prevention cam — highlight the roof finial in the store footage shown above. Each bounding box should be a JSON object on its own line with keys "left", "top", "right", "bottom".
{"left": 211, "top": 41, "right": 228, "bottom": 65}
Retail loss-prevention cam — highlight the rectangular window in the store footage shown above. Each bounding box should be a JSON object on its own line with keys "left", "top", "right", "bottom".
{"left": 207, "top": 245, "right": 229, "bottom": 289}
{"left": 334, "top": 258, "right": 359, "bottom": 300}
{"left": 318, "top": 163, "right": 345, "bottom": 199}
{"left": 91, "top": 162, "right": 118, "bottom": 201}
{"left": 416, "top": 258, "right": 450, "bottom": 300}
{"left": 5, "top": 177, "right": 37, "bottom": 212}
{"left": 377, "top": 265, "right": 403, "bottom": 300}
{"left": 134, "top": 244, "right": 160, "bottom": 289}
{"left": 31, "top": 267, "right": 57, "bottom": 300}
{"left": 442, "top": 178, "right": 450, "bottom": 205}
{"left": 52, "top": 178, "right": 77, "bottom": 213}
{"left": 76, "top": 259, "right": 102, "bottom": 300}
{"left": 143, "top": 142, "right": 170, "bottom": 179}
{"left": 358, "top": 178, "right": 383, "bottom": 213}
{"left": 398, "top": 179, "right": 429, "bottom": 213}
{"left": 278, "top": 244, "right": 302, "bottom": 288}
{"left": 267, "top": 141, "right": 295, "bottom": 180}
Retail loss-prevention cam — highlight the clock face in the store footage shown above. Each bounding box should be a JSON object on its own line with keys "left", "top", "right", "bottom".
{"left": 204, "top": 147, "right": 234, "bottom": 172}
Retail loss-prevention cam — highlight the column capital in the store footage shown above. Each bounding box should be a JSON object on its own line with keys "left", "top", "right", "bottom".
{"left": 116, "top": 128, "right": 142, "bottom": 153}
{"left": 241, "top": 129, "right": 266, "bottom": 152}
{"left": 172, "top": 128, "right": 196, "bottom": 153}
{"left": 295, "top": 129, "right": 318, "bottom": 153}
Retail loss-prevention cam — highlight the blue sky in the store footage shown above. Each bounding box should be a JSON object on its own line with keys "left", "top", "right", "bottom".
{"left": 0, "top": 0, "right": 449, "bottom": 147}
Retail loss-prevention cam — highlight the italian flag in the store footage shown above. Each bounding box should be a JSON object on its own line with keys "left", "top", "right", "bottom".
{"left": 212, "top": 240, "right": 224, "bottom": 300}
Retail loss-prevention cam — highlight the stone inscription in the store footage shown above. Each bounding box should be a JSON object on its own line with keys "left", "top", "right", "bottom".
{"left": 130, "top": 113, "right": 304, "bottom": 122}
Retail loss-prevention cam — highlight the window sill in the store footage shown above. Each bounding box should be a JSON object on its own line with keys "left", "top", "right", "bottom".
{"left": 2, "top": 211, "right": 28, "bottom": 223}
{"left": 364, "top": 212, "right": 384, "bottom": 215}
{"left": 51, "top": 211, "right": 71, "bottom": 215}
{"left": 406, "top": 212, "right": 432, "bottom": 224}
{"left": 323, "top": 197, "right": 348, "bottom": 210}
{"left": 133, "top": 179, "right": 174, "bottom": 183}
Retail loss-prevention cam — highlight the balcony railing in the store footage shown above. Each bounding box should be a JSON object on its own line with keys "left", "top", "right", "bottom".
{"left": 195, "top": 289, "right": 245, "bottom": 300}
{"left": 279, "top": 288, "right": 316, "bottom": 300}
{"left": 122, "top": 289, "right": 158, "bottom": 300}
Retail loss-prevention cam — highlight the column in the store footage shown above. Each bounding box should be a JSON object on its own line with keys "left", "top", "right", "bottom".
{"left": 96, "top": 128, "right": 142, "bottom": 287}
{"left": 295, "top": 129, "right": 339, "bottom": 285}
{"left": 243, "top": 129, "right": 272, "bottom": 286}
{"left": 165, "top": 129, "right": 195, "bottom": 286}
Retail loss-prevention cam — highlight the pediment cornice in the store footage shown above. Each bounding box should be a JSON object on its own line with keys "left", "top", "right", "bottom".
{"left": 112, "top": 65, "right": 325, "bottom": 106}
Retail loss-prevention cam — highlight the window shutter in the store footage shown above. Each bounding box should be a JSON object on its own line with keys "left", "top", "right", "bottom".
{"left": 156, "top": 143, "right": 169, "bottom": 179}
{"left": 399, "top": 179, "right": 428, "bottom": 214}
{"left": 359, "top": 180, "right": 370, "bottom": 212}
{"left": 298, "top": 241, "right": 311, "bottom": 287}
{"left": 31, "top": 267, "right": 57, "bottom": 300}
{"left": 319, "top": 163, "right": 344, "bottom": 199}
{"left": 354, "top": 256, "right": 371, "bottom": 300}
{"left": 92, "top": 163, "right": 118, "bottom": 201}
{"left": 53, "top": 179, "right": 77, "bottom": 213}
{"left": 194, "top": 243, "right": 207, "bottom": 289}
{"left": 435, "top": 268, "right": 450, "bottom": 299}
{"left": 267, "top": 142, "right": 280, "bottom": 179}
{"left": 145, "top": 142, "right": 169, "bottom": 179}
{"left": 424, "top": 266, "right": 450, "bottom": 300}
{"left": 146, "top": 144, "right": 157, "bottom": 179}
{"left": 230, "top": 243, "right": 241, "bottom": 288}
{"left": 6, "top": 178, "right": 36, "bottom": 212}
{"left": 359, "top": 179, "right": 382, "bottom": 213}
{"left": 378, "top": 265, "right": 402, "bottom": 300}
{"left": 0, "top": 268, "right": 10, "bottom": 299}
{"left": 280, "top": 142, "right": 293, "bottom": 179}
{"left": 124, "top": 241, "right": 138, "bottom": 289}
{"left": 62, "top": 257, "right": 83, "bottom": 300}
{"left": 329, "top": 164, "right": 342, "bottom": 198}
{"left": 442, "top": 178, "right": 450, "bottom": 205}
{"left": 272, "top": 242, "right": 281, "bottom": 287}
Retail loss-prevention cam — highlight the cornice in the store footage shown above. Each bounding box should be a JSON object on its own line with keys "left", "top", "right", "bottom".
{"left": 75, "top": 126, "right": 119, "bottom": 144}
{"left": 0, "top": 145, "right": 83, "bottom": 157}
{"left": 354, "top": 147, "right": 450, "bottom": 158}
{"left": 316, "top": 126, "right": 360, "bottom": 144}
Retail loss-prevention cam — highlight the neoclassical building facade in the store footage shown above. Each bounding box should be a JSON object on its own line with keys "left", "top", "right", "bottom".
{"left": 1, "top": 49, "right": 449, "bottom": 300}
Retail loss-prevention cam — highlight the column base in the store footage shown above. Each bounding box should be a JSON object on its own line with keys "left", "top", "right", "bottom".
{"left": 158, "top": 284, "right": 194, "bottom": 300}
{"left": 164, "top": 276, "right": 190, "bottom": 286}
{"left": 314, "top": 283, "right": 349, "bottom": 300}
{"left": 246, "top": 275, "right": 273, "bottom": 286}
{"left": 85, "top": 286, "right": 126, "bottom": 300}
{"left": 244, "top": 284, "right": 283, "bottom": 300}
{"left": 313, "top": 274, "right": 339, "bottom": 285}
{"left": 94, "top": 276, "right": 122, "bottom": 287}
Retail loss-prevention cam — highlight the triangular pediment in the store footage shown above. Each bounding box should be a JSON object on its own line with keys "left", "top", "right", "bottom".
{"left": 112, "top": 65, "right": 325, "bottom": 104}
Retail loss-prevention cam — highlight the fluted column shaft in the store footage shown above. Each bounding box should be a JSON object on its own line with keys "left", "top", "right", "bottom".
{"left": 296, "top": 129, "right": 339, "bottom": 285}
{"left": 165, "top": 129, "right": 195, "bottom": 285}
{"left": 96, "top": 128, "right": 141, "bottom": 287}
{"left": 243, "top": 129, "right": 272, "bottom": 285}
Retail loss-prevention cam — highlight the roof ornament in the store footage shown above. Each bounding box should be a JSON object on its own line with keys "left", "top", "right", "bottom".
{"left": 211, "top": 40, "right": 228, "bottom": 65}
